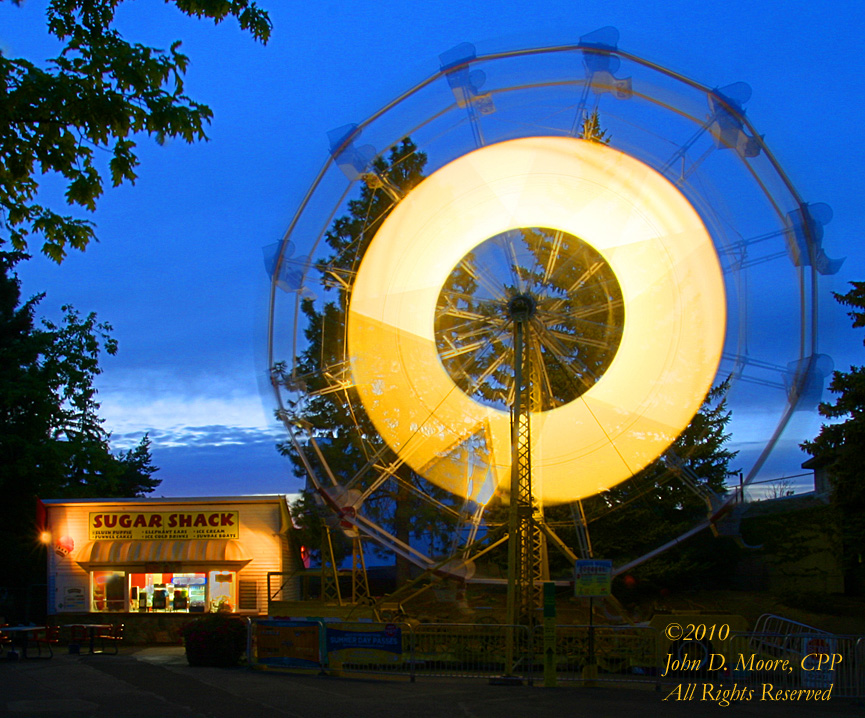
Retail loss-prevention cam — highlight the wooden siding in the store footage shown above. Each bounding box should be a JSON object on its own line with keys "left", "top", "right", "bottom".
{"left": 45, "top": 496, "right": 297, "bottom": 615}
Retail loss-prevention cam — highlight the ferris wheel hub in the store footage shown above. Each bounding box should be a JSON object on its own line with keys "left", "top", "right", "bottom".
{"left": 507, "top": 293, "right": 537, "bottom": 322}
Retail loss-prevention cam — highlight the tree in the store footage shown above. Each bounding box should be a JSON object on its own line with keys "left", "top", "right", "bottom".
{"left": 1, "top": 0, "right": 271, "bottom": 261}
{"left": 802, "top": 282, "right": 865, "bottom": 594}
{"left": 528, "top": 111, "right": 741, "bottom": 586}
{"left": 477, "top": 382, "right": 739, "bottom": 586}
{"left": 112, "top": 433, "right": 160, "bottom": 497}
{"left": 0, "top": 251, "right": 159, "bottom": 591}
{"left": 288, "top": 490, "right": 349, "bottom": 566}
{"left": 277, "top": 140, "right": 461, "bottom": 586}
{"left": 576, "top": 383, "right": 739, "bottom": 586}
{"left": 579, "top": 108, "right": 611, "bottom": 145}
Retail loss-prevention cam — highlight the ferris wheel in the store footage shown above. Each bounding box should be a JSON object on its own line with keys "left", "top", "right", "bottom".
{"left": 265, "top": 27, "right": 839, "bottom": 606}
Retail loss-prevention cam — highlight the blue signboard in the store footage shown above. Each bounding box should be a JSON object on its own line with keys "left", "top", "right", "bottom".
{"left": 325, "top": 625, "right": 402, "bottom": 654}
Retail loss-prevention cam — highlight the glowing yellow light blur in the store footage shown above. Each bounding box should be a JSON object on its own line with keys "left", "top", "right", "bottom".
{"left": 39, "top": 531, "right": 51, "bottom": 544}
{"left": 347, "top": 137, "right": 725, "bottom": 505}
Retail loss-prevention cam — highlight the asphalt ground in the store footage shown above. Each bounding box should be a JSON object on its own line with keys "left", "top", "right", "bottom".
{"left": 1, "top": 646, "right": 863, "bottom": 718}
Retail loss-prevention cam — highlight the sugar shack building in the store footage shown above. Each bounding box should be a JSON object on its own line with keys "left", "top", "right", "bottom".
{"left": 43, "top": 495, "right": 299, "bottom": 640}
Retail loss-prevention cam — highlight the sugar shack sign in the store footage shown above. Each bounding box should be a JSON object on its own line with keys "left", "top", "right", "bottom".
{"left": 89, "top": 512, "right": 240, "bottom": 540}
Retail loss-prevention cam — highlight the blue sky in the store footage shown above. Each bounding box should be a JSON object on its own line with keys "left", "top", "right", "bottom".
{"left": 3, "top": 0, "right": 863, "bottom": 499}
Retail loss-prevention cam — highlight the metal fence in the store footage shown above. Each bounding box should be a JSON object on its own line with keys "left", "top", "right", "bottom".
{"left": 725, "top": 631, "right": 864, "bottom": 698}
{"left": 325, "top": 620, "right": 415, "bottom": 679}
{"left": 411, "top": 623, "right": 532, "bottom": 681}
{"left": 247, "top": 618, "right": 864, "bottom": 696}
{"left": 539, "top": 624, "right": 663, "bottom": 685}
{"left": 248, "top": 620, "right": 533, "bottom": 681}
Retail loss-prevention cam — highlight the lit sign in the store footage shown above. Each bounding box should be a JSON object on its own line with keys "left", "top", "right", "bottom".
{"left": 89, "top": 512, "right": 240, "bottom": 540}
{"left": 574, "top": 559, "right": 613, "bottom": 597}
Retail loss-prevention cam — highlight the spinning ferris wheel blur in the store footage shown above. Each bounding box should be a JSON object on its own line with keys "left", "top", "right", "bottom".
{"left": 264, "top": 27, "right": 839, "bottom": 598}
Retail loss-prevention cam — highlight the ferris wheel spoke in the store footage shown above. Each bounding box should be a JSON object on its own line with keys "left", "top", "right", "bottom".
{"left": 437, "top": 317, "right": 507, "bottom": 352}
{"left": 530, "top": 339, "right": 557, "bottom": 405}
{"left": 545, "top": 297, "right": 625, "bottom": 323}
{"left": 438, "top": 288, "right": 489, "bottom": 305}
{"left": 532, "top": 321, "right": 601, "bottom": 391}
{"left": 449, "top": 328, "right": 506, "bottom": 351}
{"left": 542, "top": 230, "right": 566, "bottom": 284}
{"left": 724, "top": 250, "right": 789, "bottom": 272}
{"left": 541, "top": 240, "right": 593, "bottom": 290}
{"left": 465, "top": 348, "right": 512, "bottom": 398}
{"left": 545, "top": 262, "right": 607, "bottom": 313}
{"left": 435, "top": 307, "right": 508, "bottom": 332}
{"left": 439, "top": 319, "right": 515, "bottom": 407}
{"left": 520, "top": 229, "right": 551, "bottom": 288}
{"left": 438, "top": 338, "right": 500, "bottom": 361}
{"left": 565, "top": 260, "right": 607, "bottom": 294}
{"left": 435, "top": 306, "right": 493, "bottom": 323}
{"left": 567, "top": 274, "right": 623, "bottom": 301}
{"left": 458, "top": 258, "right": 508, "bottom": 301}
{"left": 497, "top": 231, "right": 529, "bottom": 294}
{"left": 541, "top": 324, "right": 616, "bottom": 351}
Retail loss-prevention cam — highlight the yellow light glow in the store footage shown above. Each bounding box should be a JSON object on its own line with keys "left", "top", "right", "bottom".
{"left": 39, "top": 531, "right": 51, "bottom": 544}
{"left": 347, "top": 137, "right": 725, "bottom": 504}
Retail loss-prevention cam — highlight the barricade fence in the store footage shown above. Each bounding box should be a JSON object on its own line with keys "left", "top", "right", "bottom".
{"left": 250, "top": 619, "right": 327, "bottom": 673}
{"left": 411, "top": 623, "right": 532, "bottom": 681}
{"left": 247, "top": 619, "right": 864, "bottom": 696}
{"left": 249, "top": 619, "right": 419, "bottom": 679}
{"left": 538, "top": 624, "right": 663, "bottom": 685}
{"left": 323, "top": 620, "right": 414, "bottom": 679}
{"left": 248, "top": 620, "right": 533, "bottom": 682}
{"left": 722, "top": 631, "right": 864, "bottom": 699}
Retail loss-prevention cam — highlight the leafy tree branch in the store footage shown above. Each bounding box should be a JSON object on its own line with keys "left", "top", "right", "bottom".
{"left": 1, "top": 0, "right": 271, "bottom": 261}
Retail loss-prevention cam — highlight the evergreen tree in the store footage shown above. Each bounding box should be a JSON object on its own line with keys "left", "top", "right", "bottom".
{"left": 579, "top": 108, "right": 612, "bottom": 145}
{"left": 577, "top": 383, "right": 738, "bottom": 585}
{"left": 277, "top": 140, "right": 459, "bottom": 585}
{"left": 802, "top": 282, "right": 865, "bottom": 594}
{"left": 0, "top": 252, "right": 159, "bottom": 590}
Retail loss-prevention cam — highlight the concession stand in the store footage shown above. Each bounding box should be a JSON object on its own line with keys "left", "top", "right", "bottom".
{"left": 42, "top": 495, "right": 300, "bottom": 641}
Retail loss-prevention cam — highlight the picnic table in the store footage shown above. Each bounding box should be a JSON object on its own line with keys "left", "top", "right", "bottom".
{"left": 1, "top": 625, "right": 55, "bottom": 659}
{"left": 67, "top": 623, "right": 123, "bottom": 654}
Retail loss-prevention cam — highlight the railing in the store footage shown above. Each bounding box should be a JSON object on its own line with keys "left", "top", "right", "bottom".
{"left": 540, "top": 624, "right": 663, "bottom": 685}
{"left": 246, "top": 617, "right": 864, "bottom": 696}
{"left": 411, "top": 623, "right": 532, "bottom": 681}
{"left": 323, "top": 620, "right": 415, "bottom": 679}
{"left": 266, "top": 571, "right": 299, "bottom": 603}
{"left": 725, "top": 631, "right": 864, "bottom": 698}
{"left": 748, "top": 613, "right": 830, "bottom": 659}
{"left": 248, "top": 620, "right": 533, "bottom": 682}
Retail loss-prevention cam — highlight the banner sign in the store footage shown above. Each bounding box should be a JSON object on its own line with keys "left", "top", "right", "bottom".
{"left": 256, "top": 621, "right": 321, "bottom": 668}
{"left": 89, "top": 511, "right": 239, "bottom": 540}
{"left": 325, "top": 624, "right": 403, "bottom": 669}
{"left": 326, "top": 625, "right": 402, "bottom": 654}
{"left": 574, "top": 559, "right": 613, "bottom": 597}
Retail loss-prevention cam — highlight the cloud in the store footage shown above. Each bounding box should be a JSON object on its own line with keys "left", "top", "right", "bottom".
{"left": 113, "top": 423, "right": 285, "bottom": 449}
{"left": 142, "top": 431, "right": 301, "bottom": 497}
{"left": 89, "top": 366, "right": 305, "bottom": 496}
{"left": 96, "top": 367, "right": 282, "bottom": 443}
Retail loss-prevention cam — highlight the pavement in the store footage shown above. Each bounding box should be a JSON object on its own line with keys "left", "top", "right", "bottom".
{"left": 1, "top": 646, "right": 863, "bottom": 718}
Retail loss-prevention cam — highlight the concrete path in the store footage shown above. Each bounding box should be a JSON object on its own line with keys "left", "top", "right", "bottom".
{"left": 1, "top": 646, "right": 862, "bottom": 717}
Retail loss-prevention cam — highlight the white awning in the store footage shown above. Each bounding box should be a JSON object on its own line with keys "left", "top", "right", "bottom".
{"left": 74, "top": 539, "right": 252, "bottom": 569}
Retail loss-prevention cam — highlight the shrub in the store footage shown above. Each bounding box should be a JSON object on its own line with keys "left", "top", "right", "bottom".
{"left": 181, "top": 613, "right": 247, "bottom": 667}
